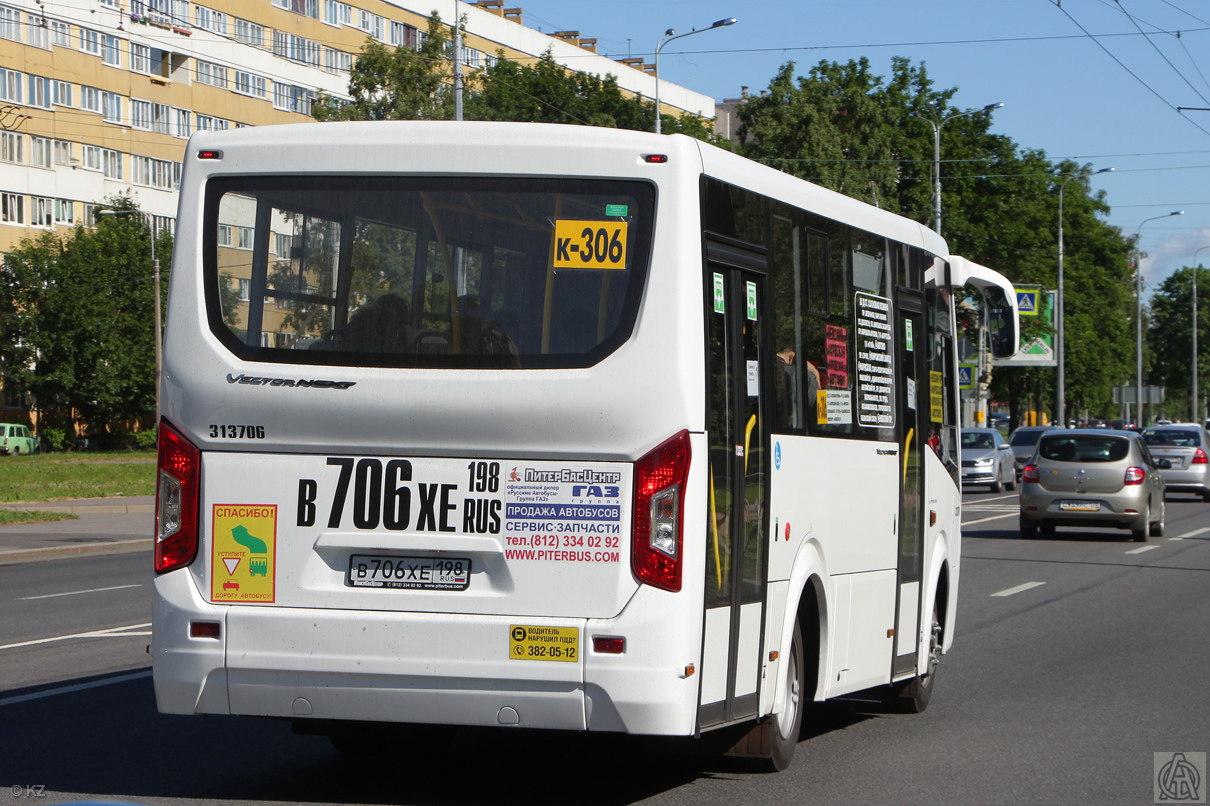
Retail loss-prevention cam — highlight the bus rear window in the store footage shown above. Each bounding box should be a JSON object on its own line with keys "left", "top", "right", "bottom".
{"left": 204, "top": 176, "right": 654, "bottom": 369}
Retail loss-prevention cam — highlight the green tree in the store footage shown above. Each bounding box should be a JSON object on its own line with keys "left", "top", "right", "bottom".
{"left": 0, "top": 195, "right": 168, "bottom": 446}
{"left": 311, "top": 12, "right": 453, "bottom": 121}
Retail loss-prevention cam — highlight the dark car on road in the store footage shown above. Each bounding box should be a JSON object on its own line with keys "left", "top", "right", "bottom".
{"left": 1008, "top": 425, "right": 1054, "bottom": 481}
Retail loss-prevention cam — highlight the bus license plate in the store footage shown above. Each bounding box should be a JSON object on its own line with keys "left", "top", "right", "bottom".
{"left": 1059, "top": 501, "right": 1100, "bottom": 512}
{"left": 347, "top": 555, "right": 471, "bottom": 590}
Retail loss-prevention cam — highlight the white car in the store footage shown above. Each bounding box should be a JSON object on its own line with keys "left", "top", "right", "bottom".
{"left": 961, "top": 427, "right": 1015, "bottom": 492}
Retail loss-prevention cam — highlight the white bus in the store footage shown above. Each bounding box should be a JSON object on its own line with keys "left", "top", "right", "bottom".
{"left": 152, "top": 121, "right": 1018, "bottom": 771}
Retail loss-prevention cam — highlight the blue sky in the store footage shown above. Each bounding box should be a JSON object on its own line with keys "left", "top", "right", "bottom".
{"left": 508, "top": 0, "right": 1210, "bottom": 296}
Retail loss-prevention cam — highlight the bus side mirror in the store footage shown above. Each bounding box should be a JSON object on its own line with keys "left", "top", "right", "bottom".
{"left": 983, "top": 285, "right": 1019, "bottom": 360}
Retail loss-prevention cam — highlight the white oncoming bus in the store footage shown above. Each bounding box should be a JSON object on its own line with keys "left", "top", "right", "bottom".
{"left": 152, "top": 121, "right": 1017, "bottom": 770}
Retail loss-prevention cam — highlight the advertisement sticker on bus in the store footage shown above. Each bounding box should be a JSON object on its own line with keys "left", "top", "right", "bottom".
{"left": 211, "top": 504, "right": 277, "bottom": 603}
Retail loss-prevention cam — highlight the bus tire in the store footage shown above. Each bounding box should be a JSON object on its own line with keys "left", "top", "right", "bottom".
{"left": 762, "top": 616, "right": 805, "bottom": 771}
{"left": 888, "top": 604, "right": 940, "bottom": 714}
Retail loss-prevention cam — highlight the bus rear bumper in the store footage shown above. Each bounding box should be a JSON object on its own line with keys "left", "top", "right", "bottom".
{"left": 152, "top": 570, "right": 701, "bottom": 736}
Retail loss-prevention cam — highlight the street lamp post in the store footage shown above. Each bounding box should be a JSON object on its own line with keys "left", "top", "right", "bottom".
{"left": 98, "top": 208, "right": 162, "bottom": 423}
{"left": 653, "top": 17, "right": 736, "bottom": 135}
{"left": 1135, "top": 211, "right": 1184, "bottom": 427}
{"left": 1057, "top": 166, "right": 1114, "bottom": 430}
{"left": 911, "top": 100, "right": 1003, "bottom": 235}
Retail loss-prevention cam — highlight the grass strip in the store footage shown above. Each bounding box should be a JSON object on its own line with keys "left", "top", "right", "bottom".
{"left": 0, "top": 450, "right": 155, "bottom": 503}
{"left": 0, "top": 509, "right": 79, "bottom": 526}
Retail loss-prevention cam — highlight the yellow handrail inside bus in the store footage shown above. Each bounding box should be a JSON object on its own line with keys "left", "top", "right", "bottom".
{"left": 743, "top": 414, "right": 757, "bottom": 475}
{"left": 708, "top": 466, "right": 722, "bottom": 590}
{"left": 903, "top": 427, "right": 915, "bottom": 482}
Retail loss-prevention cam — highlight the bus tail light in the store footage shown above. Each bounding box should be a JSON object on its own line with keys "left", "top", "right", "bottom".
{"left": 156, "top": 419, "right": 201, "bottom": 574}
{"left": 1124, "top": 466, "right": 1146, "bottom": 485}
{"left": 632, "top": 430, "right": 690, "bottom": 592}
{"left": 1022, "top": 464, "right": 1040, "bottom": 484}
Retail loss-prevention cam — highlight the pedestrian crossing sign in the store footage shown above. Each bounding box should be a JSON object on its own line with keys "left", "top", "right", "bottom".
{"left": 1016, "top": 289, "right": 1039, "bottom": 316}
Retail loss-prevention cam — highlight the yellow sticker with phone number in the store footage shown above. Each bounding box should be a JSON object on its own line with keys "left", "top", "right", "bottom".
{"left": 509, "top": 625, "right": 579, "bottom": 662}
{"left": 552, "top": 220, "right": 628, "bottom": 270}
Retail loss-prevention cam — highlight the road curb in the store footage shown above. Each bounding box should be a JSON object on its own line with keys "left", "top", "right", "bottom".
{"left": 0, "top": 539, "right": 152, "bottom": 566}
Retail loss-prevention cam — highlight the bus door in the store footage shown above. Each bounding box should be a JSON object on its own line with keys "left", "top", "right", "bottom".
{"left": 700, "top": 241, "right": 770, "bottom": 729}
{"left": 892, "top": 290, "right": 925, "bottom": 676}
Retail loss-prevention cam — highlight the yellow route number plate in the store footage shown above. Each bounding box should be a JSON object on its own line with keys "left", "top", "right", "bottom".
{"left": 552, "top": 220, "right": 628, "bottom": 270}
{"left": 509, "top": 625, "right": 579, "bottom": 662}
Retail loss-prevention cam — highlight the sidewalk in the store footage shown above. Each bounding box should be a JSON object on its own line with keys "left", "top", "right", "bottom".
{"left": 0, "top": 496, "right": 154, "bottom": 565}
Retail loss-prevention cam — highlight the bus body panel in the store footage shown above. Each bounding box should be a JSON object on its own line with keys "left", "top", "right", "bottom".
{"left": 151, "top": 122, "right": 1001, "bottom": 758}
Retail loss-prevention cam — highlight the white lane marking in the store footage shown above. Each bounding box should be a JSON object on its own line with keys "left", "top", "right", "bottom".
{"left": 968, "top": 494, "right": 1019, "bottom": 504}
{"left": 1126, "top": 545, "right": 1160, "bottom": 555}
{"left": 1177, "top": 527, "right": 1210, "bottom": 538}
{"left": 964, "top": 512, "right": 1019, "bottom": 526}
{"left": 0, "top": 670, "right": 151, "bottom": 707}
{"left": 0, "top": 622, "right": 152, "bottom": 651}
{"left": 991, "top": 581, "right": 1046, "bottom": 597}
{"left": 17, "top": 583, "right": 142, "bottom": 601}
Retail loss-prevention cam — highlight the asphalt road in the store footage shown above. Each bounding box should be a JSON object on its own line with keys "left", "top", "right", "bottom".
{"left": 2, "top": 489, "right": 1208, "bottom": 805}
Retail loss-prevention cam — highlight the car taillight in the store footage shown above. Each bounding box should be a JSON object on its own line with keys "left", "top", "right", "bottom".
{"left": 155, "top": 419, "right": 201, "bottom": 574}
{"left": 1194, "top": 448, "right": 1208, "bottom": 465}
{"left": 1124, "top": 466, "right": 1146, "bottom": 485}
{"left": 1022, "top": 464, "right": 1040, "bottom": 483}
{"left": 632, "top": 430, "right": 690, "bottom": 593}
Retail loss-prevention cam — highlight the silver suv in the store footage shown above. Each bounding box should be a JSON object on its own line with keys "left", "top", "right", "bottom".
{"left": 1019, "top": 429, "right": 1168, "bottom": 542}
{"left": 1140, "top": 424, "right": 1210, "bottom": 501}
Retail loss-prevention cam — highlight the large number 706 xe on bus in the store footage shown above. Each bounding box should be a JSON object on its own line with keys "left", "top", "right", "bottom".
{"left": 152, "top": 121, "right": 1018, "bottom": 771}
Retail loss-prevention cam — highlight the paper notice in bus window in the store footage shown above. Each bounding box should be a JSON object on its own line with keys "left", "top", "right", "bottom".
{"left": 552, "top": 220, "right": 628, "bottom": 270}
{"left": 817, "top": 389, "right": 853, "bottom": 425}
{"left": 930, "top": 371, "right": 944, "bottom": 423}
{"left": 211, "top": 504, "right": 277, "bottom": 603}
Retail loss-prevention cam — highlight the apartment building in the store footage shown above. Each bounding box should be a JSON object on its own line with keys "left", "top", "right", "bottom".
{"left": 0, "top": 0, "right": 716, "bottom": 254}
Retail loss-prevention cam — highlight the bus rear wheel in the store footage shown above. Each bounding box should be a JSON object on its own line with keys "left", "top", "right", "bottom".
{"left": 887, "top": 604, "right": 941, "bottom": 714}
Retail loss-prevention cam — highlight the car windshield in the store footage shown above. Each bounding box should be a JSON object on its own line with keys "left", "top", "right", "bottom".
{"left": 1142, "top": 429, "right": 1200, "bottom": 447}
{"left": 962, "top": 432, "right": 996, "bottom": 449}
{"left": 1039, "top": 436, "right": 1130, "bottom": 463}
{"left": 1010, "top": 429, "right": 1046, "bottom": 447}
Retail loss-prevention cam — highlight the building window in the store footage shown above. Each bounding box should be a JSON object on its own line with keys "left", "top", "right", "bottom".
{"left": 217, "top": 224, "right": 232, "bottom": 246}
{"left": 102, "top": 148, "right": 122, "bottom": 179}
{"left": 100, "top": 91, "right": 122, "bottom": 123}
{"left": 273, "top": 0, "right": 317, "bottom": 17}
{"left": 195, "top": 60, "right": 228, "bottom": 87}
{"left": 324, "top": 0, "right": 350, "bottom": 26}
{"left": 390, "top": 21, "right": 417, "bottom": 49}
{"left": 101, "top": 33, "right": 122, "bottom": 66}
{"left": 49, "top": 19, "right": 71, "bottom": 46}
{"left": 234, "top": 71, "right": 266, "bottom": 98}
{"left": 52, "top": 80, "right": 72, "bottom": 106}
{"left": 1, "top": 193, "right": 24, "bottom": 224}
{"left": 237, "top": 226, "right": 253, "bottom": 249}
{"left": 0, "top": 67, "right": 20, "bottom": 103}
{"left": 132, "top": 154, "right": 173, "bottom": 188}
{"left": 30, "top": 196, "right": 52, "bottom": 227}
{"left": 272, "top": 83, "right": 314, "bottom": 114}
{"left": 0, "top": 5, "right": 20, "bottom": 41}
{"left": 54, "top": 140, "right": 73, "bottom": 165}
{"left": 80, "top": 86, "right": 100, "bottom": 113}
{"left": 0, "top": 131, "right": 23, "bottom": 164}
{"left": 357, "top": 9, "right": 384, "bottom": 40}
{"left": 323, "top": 47, "right": 351, "bottom": 74}
{"left": 26, "top": 75, "right": 51, "bottom": 109}
{"left": 54, "top": 198, "right": 73, "bottom": 223}
{"left": 26, "top": 13, "right": 48, "bottom": 48}
{"left": 79, "top": 27, "right": 100, "bottom": 54}
{"left": 172, "top": 108, "right": 191, "bottom": 138}
{"left": 30, "top": 135, "right": 51, "bottom": 168}
{"left": 196, "top": 114, "right": 228, "bottom": 131}
{"left": 82, "top": 145, "right": 101, "bottom": 171}
{"left": 233, "top": 18, "right": 263, "bottom": 46}
{"left": 130, "top": 42, "right": 151, "bottom": 73}
{"left": 133, "top": 0, "right": 189, "bottom": 28}
{"left": 272, "top": 30, "right": 319, "bottom": 65}
{"left": 193, "top": 5, "right": 227, "bottom": 34}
